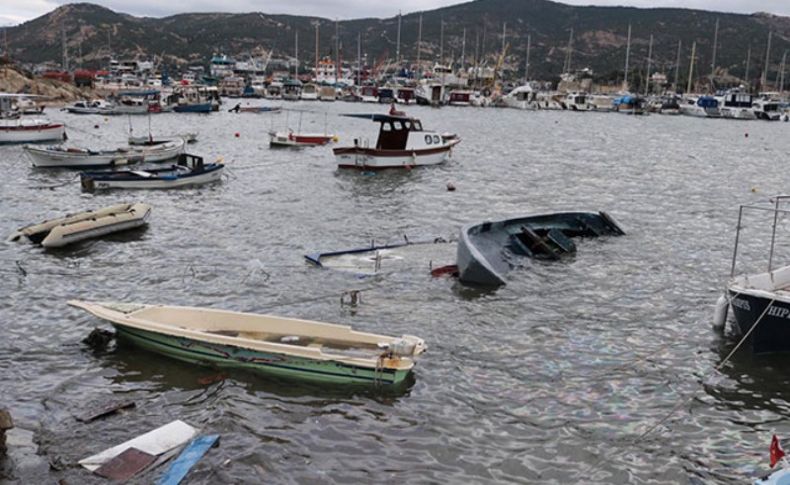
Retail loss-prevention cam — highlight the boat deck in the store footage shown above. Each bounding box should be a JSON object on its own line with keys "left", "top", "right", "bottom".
{"left": 204, "top": 329, "right": 383, "bottom": 358}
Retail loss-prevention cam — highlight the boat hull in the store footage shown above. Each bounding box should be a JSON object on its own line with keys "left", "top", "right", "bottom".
{"left": 727, "top": 289, "right": 790, "bottom": 353}
{"left": 25, "top": 147, "right": 133, "bottom": 168}
{"left": 0, "top": 123, "right": 65, "bottom": 144}
{"left": 334, "top": 140, "right": 458, "bottom": 169}
{"left": 112, "top": 324, "right": 409, "bottom": 385}
{"left": 83, "top": 167, "right": 223, "bottom": 190}
{"left": 173, "top": 103, "right": 212, "bottom": 113}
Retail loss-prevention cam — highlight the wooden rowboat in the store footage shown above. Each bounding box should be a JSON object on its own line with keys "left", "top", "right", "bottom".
{"left": 80, "top": 154, "right": 223, "bottom": 191}
{"left": 69, "top": 300, "right": 426, "bottom": 385}
{"left": 8, "top": 202, "right": 151, "bottom": 248}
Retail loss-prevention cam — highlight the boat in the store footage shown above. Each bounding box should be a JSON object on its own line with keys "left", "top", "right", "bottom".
{"left": 613, "top": 94, "right": 647, "bottom": 115}
{"left": 415, "top": 82, "right": 444, "bottom": 106}
{"left": 588, "top": 94, "right": 614, "bottom": 112}
{"left": 228, "top": 103, "right": 282, "bottom": 113}
{"left": 565, "top": 93, "right": 594, "bottom": 111}
{"left": 282, "top": 79, "right": 303, "bottom": 101}
{"left": 714, "top": 196, "right": 790, "bottom": 353}
{"left": 67, "top": 300, "right": 426, "bottom": 385}
{"left": 129, "top": 138, "right": 186, "bottom": 163}
{"left": 301, "top": 83, "right": 319, "bottom": 101}
{"left": 457, "top": 211, "right": 625, "bottom": 286}
{"left": 0, "top": 117, "right": 66, "bottom": 144}
{"left": 395, "top": 87, "right": 416, "bottom": 105}
{"left": 100, "top": 91, "right": 163, "bottom": 115}
{"left": 80, "top": 153, "right": 223, "bottom": 191}
{"left": 717, "top": 92, "right": 756, "bottom": 120}
{"left": 269, "top": 131, "right": 337, "bottom": 148}
{"left": 359, "top": 86, "right": 379, "bottom": 103}
{"left": 679, "top": 96, "right": 720, "bottom": 118}
{"left": 24, "top": 145, "right": 140, "bottom": 168}
{"left": 333, "top": 110, "right": 460, "bottom": 170}
{"left": 752, "top": 98, "right": 782, "bottom": 121}
{"left": 377, "top": 87, "right": 396, "bottom": 104}
{"left": 65, "top": 99, "right": 114, "bottom": 115}
{"left": 128, "top": 132, "right": 197, "bottom": 145}
{"left": 446, "top": 89, "right": 473, "bottom": 107}
{"left": 502, "top": 85, "right": 538, "bottom": 110}
{"left": 657, "top": 97, "right": 681, "bottom": 115}
{"left": 172, "top": 103, "right": 212, "bottom": 113}
{"left": 535, "top": 92, "right": 567, "bottom": 110}
{"left": 318, "top": 85, "right": 337, "bottom": 101}
{"left": 8, "top": 202, "right": 151, "bottom": 248}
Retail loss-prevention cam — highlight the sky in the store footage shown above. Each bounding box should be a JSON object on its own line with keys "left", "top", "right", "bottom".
{"left": 1, "top": 0, "right": 789, "bottom": 26}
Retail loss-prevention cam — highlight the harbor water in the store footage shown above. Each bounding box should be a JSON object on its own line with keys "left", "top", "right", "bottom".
{"left": 2, "top": 103, "right": 790, "bottom": 483}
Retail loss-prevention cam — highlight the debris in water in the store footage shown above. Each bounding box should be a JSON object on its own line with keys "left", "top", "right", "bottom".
{"left": 93, "top": 447, "right": 156, "bottom": 481}
{"left": 83, "top": 328, "right": 114, "bottom": 350}
{"left": 446, "top": 182, "right": 456, "bottom": 191}
{"left": 156, "top": 434, "right": 220, "bottom": 485}
{"left": 196, "top": 373, "right": 228, "bottom": 386}
{"left": 76, "top": 400, "right": 136, "bottom": 423}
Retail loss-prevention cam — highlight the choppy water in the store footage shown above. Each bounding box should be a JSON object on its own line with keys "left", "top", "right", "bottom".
{"left": 2, "top": 102, "right": 790, "bottom": 483}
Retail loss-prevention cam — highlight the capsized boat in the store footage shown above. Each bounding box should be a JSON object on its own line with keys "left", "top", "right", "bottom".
{"left": 8, "top": 202, "right": 151, "bottom": 248}
{"left": 457, "top": 212, "right": 625, "bottom": 286}
{"left": 80, "top": 153, "right": 223, "bottom": 191}
{"left": 714, "top": 196, "right": 790, "bottom": 353}
{"left": 333, "top": 109, "right": 460, "bottom": 169}
{"left": 68, "top": 300, "right": 426, "bottom": 385}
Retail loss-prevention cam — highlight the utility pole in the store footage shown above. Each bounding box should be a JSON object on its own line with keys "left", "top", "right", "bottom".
{"left": 525, "top": 34, "right": 531, "bottom": 83}
{"left": 644, "top": 34, "right": 653, "bottom": 95}
{"left": 623, "top": 23, "right": 631, "bottom": 90}
{"left": 416, "top": 14, "right": 422, "bottom": 80}
{"left": 687, "top": 41, "right": 696, "bottom": 93}
{"left": 762, "top": 31, "right": 772, "bottom": 89}
{"left": 673, "top": 39, "right": 682, "bottom": 93}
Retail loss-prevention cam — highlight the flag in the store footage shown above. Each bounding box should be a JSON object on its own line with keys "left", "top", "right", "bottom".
{"left": 771, "top": 434, "right": 785, "bottom": 468}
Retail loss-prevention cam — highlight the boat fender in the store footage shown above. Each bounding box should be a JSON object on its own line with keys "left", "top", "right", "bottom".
{"left": 712, "top": 294, "right": 729, "bottom": 332}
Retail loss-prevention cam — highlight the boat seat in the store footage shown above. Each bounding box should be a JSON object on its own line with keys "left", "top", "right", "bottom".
{"left": 515, "top": 226, "right": 561, "bottom": 260}
{"left": 546, "top": 228, "right": 576, "bottom": 254}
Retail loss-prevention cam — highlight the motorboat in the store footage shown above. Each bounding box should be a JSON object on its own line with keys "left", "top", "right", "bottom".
{"left": 130, "top": 138, "right": 186, "bottom": 163}
{"left": 301, "top": 83, "right": 319, "bottom": 101}
{"left": 333, "top": 109, "right": 460, "bottom": 169}
{"left": 415, "top": 82, "right": 444, "bottom": 106}
{"left": 535, "top": 92, "right": 567, "bottom": 110}
{"left": 588, "top": 94, "right": 614, "bottom": 112}
{"left": 318, "top": 85, "right": 337, "bottom": 101}
{"left": 68, "top": 300, "right": 425, "bottom": 385}
{"left": 752, "top": 98, "right": 782, "bottom": 121}
{"left": 714, "top": 196, "right": 790, "bottom": 353}
{"left": 229, "top": 103, "right": 282, "bottom": 113}
{"left": 657, "top": 97, "right": 681, "bottom": 115}
{"left": 282, "top": 79, "right": 303, "bottom": 101}
{"left": 128, "top": 132, "right": 197, "bottom": 145}
{"left": 679, "top": 96, "right": 720, "bottom": 118}
{"left": 717, "top": 92, "right": 756, "bottom": 120}
{"left": 0, "top": 117, "right": 66, "bottom": 144}
{"left": 65, "top": 99, "right": 114, "bottom": 115}
{"left": 8, "top": 202, "right": 151, "bottom": 248}
{"left": 80, "top": 153, "right": 223, "bottom": 191}
{"left": 396, "top": 87, "right": 415, "bottom": 105}
{"left": 457, "top": 211, "right": 625, "bottom": 286}
{"left": 501, "top": 85, "right": 537, "bottom": 110}
{"left": 446, "top": 90, "right": 473, "bottom": 107}
{"left": 565, "top": 93, "right": 593, "bottom": 111}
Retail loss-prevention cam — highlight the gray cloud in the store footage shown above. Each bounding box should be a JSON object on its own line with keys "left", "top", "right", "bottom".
{"left": 2, "top": 0, "right": 789, "bottom": 26}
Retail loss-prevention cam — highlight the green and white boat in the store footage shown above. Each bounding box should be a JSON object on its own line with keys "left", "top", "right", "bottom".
{"left": 68, "top": 300, "right": 425, "bottom": 386}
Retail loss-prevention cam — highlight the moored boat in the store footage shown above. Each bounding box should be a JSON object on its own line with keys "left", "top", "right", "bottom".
{"left": 8, "top": 202, "right": 151, "bottom": 248}
{"left": 333, "top": 110, "right": 460, "bottom": 170}
{"left": 80, "top": 153, "right": 223, "bottom": 191}
{"left": 128, "top": 132, "right": 197, "bottom": 145}
{"left": 65, "top": 99, "right": 114, "bottom": 115}
{"left": 457, "top": 211, "right": 625, "bottom": 286}
{"left": 613, "top": 94, "right": 647, "bottom": 115}
{"left": 24, "top": 144, "right": 139, "bottom": 168}
{"left": 679, "top": 96, "right": 720, "bottom": 118}
{"left": 0, "top": 117, "right": 66, "bottom": 144}
{"left": 68, "top": 300, "right": 426, "bottom": 385}
{"left": 269, "top": 131, "right": 336, "bottom": 148}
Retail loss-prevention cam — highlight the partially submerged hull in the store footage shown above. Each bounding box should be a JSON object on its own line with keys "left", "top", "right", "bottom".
{"left": 9, "top": 202, "right": 151, "bottom": 248}
{"left": 457, "top": 211, "right": 625, "bottom": 286}
{"left": 727, "top": 266, "right": 790, "bottom": 353}
{"left": 68, "top": 300, "right": 425, "bottom": 385}
{"left": 306, "top": 238, "right": 456, "bottom": 276}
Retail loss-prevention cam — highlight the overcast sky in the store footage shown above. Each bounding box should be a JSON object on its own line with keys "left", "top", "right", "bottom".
{"left": 2, "top": 0, "right": 789, "bottom": 26}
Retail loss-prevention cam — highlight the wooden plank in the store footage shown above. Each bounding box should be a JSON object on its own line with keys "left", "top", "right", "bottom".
{"left": 76, "top": 400, "right": 136, "bottom": 423}
{"left": 156, "top": 435, "right": 220, "bottom": 485}
{"left": 93, "top": 447, "right": 156, "bottom": 481}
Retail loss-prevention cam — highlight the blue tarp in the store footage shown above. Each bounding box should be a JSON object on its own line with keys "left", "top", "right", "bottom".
{"left": 696, "top": 96, "right": 719, "bottom": 108}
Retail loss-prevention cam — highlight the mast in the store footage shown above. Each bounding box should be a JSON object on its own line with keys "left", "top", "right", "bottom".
{"left": 461, "top": 28, "right": 466, "bottom": 71}
{"left": 762, "top": 31, "right": 772, "bottom": 90}
{"left": 416, "top": 14, "right": 422, "bottom": 80}
{"left": 396, "top": 11, "right": 401, "bottom": 65}
{"left": 673, "top": 39, "right": 682, "bottom": 92}
{"left": 357, "top": 32, "right": 361, "bottom": 87}
{"left": 334, "top": 20, "right": 339, "bottom": 84}
{"left": 314, "top": 23, "right": 319, "bottom": 75}
{"left": 294, "top": 30, "right": 298, "bottom": 78}
{"left": 440, "top": 18, "right": 444, "bottom": 65}
{"left": 623, "top": 23, "right": 631, "bottom": 90}
{"left": 473, "top": 30, "right": 479, "bottom": 87}
{"left": 780, "top": 50, "right": 787, "bottom": 94}
{"left": 525, "top": 34, "right": 531, "bottom": 83}
{"left": 745, "top": 45, "right": 751, "bottom": 89}
{"left": 711, "top": 18, "right": 719, "bottom": 77}
{"left": 501, "top": 22, "right": 506, "bottom": 61}
{"left": 61, "top": 24, "right": 68, "bottom": 71}
{"left": 645, "top": 34, "right": 653, "bottom": 95}
{"left": 687, "top": 41, "right": 696, "bottom": 93}
{"left": 564, "top": 27, "right": 573, "bottom": 74}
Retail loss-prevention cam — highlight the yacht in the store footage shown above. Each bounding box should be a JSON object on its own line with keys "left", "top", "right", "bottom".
{"left": 679, "top": 96, "right": 721, "bottom": 118}
{"left": 752, "top": 98, "right": 782, "bottom": 121}
{"left": 718, "top": 92, "right": 756, "bottom": 120}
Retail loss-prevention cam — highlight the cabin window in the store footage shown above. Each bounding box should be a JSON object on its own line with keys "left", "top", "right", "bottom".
{"left": 433, "top": 135, "right": 440, "bottom": 144}
{"left": 392, "top": 121, "right": 403, "bottom": 130}
{"left": 382, "top": 123, "right": 392, "bottom": 132}
{"left": 413, "top": 121, "right": 422, "bottom": 131}
{"left": 425, "top": 135, "right": 433, "bottom": 145}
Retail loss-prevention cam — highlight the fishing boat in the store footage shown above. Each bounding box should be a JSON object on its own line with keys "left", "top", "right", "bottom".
{"left": 588, "top": 94, "right": 614, "bottom": 112}
{"left": 333, "top": 110, "right": 460, "bottom": 170}
{"left": 80, "top": 153, "right": 223, "bottom": 191}
{"left": 100, "top": 91, "right": 162, "bottom": 115}
{"left": 318, "top": 85, "right": 337, "bottom": 101}
{"left": 282, "top": 79, "right": 303, "bottom": 101}
{"left": 131, "top": 138, "right": 186, "bottom": 162}
{"left": 0, "top": 117, "right": 66, "bottom": 144}
{"left": 128, "top": 132, "right": 197, "bottom": 145}
{"left": 24, "top": 145, "right": 140, "bottom": 168}
{"left": 65, "top": 99, "right": 114, "bottom": 115}
{"left": 68, "top": 300, "right": 426, "bottom": 385}
{"left": 679, "top": 96, "right": 720, "bottom": 118}
{"left": 301, "top": 83, "right": 319, "bottom": 101}
{"left": 8, "top": 202, "right": 151, "bottom": 248}
{"left": 172, "top": 102, "right": 212, "bottom": 113}
{"left": 269, "top": 131, "right": 337, "bottom": 148}
{"left": 446, "top": 90, "right": 473, "bottom": 107}
{"left": 713, "top": 196, "right": 790, "bottom": 353}
{"left": 565, "top": 93, "right": 594, "bottom": 111}
{"left": 457, "top": 211, "right": 625, "bottom": 286}
{"left": 359, "top": 86, "right": 379, "bottom": 103}
{"left": 717, "top": 92, "right": 756, "bottom": 120}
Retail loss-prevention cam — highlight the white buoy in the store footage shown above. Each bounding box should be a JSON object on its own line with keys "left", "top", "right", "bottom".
{"left": 712, "top": 294, "right": 729, "bottom": 332}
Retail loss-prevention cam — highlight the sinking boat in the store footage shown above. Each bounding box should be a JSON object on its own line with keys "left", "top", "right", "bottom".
{"left": 80, "top": 154, "right": 223, "bottom": 191}
{"left": 24, "top": 145, "right": 140, "bottom": 168}
{"left": 333, "top": 110, "right": 460, "bottom": 169}
{"left": 714, "top": 196, "right": 790, "bottom": 353}
{"left": 269, "top": 131, "right": 336, "bottom": 148}
{"left": 68, "top": 300, "right": 426, "bottom": 385}
{"left": 8, "top": 202, "right": 151, "bottom": 248}
{"left": 457, "top": 212, "right": 625, "bottom": 286}
{"left": 305, "top": 237, "right": 455, "bottom": 276}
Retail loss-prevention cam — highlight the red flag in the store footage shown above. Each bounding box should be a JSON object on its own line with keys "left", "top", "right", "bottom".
{"left": 771, "top": 435, "right": 785, "bottom": 468}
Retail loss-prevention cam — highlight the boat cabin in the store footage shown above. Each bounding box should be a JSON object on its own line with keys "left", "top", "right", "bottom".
{"left": 375, "top": 116, "right": 423, "bottom": 150}
{"left": 721, "top": 93, "right": 753, "bottom": 108}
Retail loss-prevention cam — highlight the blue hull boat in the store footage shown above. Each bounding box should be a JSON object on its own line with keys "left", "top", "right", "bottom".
{"left": 457, "top": 211, "right": 625, "bottom": 286}
{"left": 173, "top": 103, "right": 212, "bottom": 113}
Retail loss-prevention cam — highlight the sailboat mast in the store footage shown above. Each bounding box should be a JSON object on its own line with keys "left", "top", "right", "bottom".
{"left": 62, "top": 24, "right": 68, "bottom": 71}
{"left": 711, "top": 18, "right": 719, "bottom": 77}
{"left": 623, "top": 23, "right": 631, "bottom": 90}
{"left": 357, "top": 32, "right": 361, "bottom": 87}
{"left": 525, "top": 34, "right": 531, "bottom": 83}
{"left": 780, "top": 50, "right": 787, "bottom": 94}
{"left": 745, "top": 45, "right": 751, "bottom": 89}
{"left": 314, "top": 23, "right": 319, "bottom": 75}
{"left": 334, "top": 20, "right": 339, "bottom": 84}
{"left": 762, "top": 31, "right": 772, "bottom": 89}
{"left": 396, "top": 12, "right": 401, "bottom": 65}
{"left": 645, "top": 34, "right": 653, "bottom": 95}
{"left": 687, "top": 41, "right": 696, "bottom": 93}
{"left": 294, "top": 31, "right": 298, "bottom": 78}
{"left": 440, "top": 19, "right": 444, "bottom": 65}
{"left": 673, "top": 39, "right": 682, "bottom": 92}
{"left": 564, "top": 27, "right": 573, "bottom": 73}
{"left": 473, "top": 30, "right": 479, "bottom": 87}
{"left": 501, "top": 22, "right": 506, "bottom": 60}
{"left": 416, "top": 14, "right": 422, "bottom": 80}
{"left": 461, "top": 28, "right": 466, "bottom": 70}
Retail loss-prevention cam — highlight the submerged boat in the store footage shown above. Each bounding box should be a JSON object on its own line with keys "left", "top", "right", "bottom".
{"left": 80, "top": 153, "right": 223, "bottom": 191}
{"left": 333, "top": 110, "right": 460, "bottom": 169}
{"left": 8, "top": 202, "right": 151, "bottom": 248}
{"left": 68, "top": 300, "right": 426, "bottom": 385}
{"left": 715, "top": 196, "right": 790, "bottom": 353}
{"left": 457, "top": 211, "right": 625, "bottom": 286}
{"left": 229, "top": 104, "right": 282, "bottom": 113}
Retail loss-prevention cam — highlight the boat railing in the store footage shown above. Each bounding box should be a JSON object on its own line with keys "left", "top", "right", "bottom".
{"left": 731, "top": 195, "right": 790, "bottom": 277}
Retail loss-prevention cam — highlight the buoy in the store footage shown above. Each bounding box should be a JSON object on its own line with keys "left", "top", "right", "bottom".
{"left": 446, "top": 182, "right": 456, "bottom": 191}
{"left": 752, "top": 187, "right": 758, "bottom": 193}
{"left": 94, "top": 124, "right": 99, "bottom": 129}
{"left": 712, "top": 294, "right": 729, "bottom": 332}
{"left": 234, "top": 132, "right": 240, "bottom": 138}
{"left": 332, "top": 135, "right": 339, "bottom": 142}
{"left": 745, "top": 132, "right": 749, "bottom": 138}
